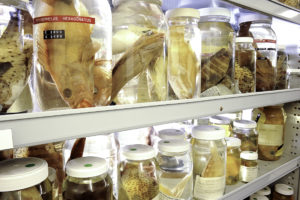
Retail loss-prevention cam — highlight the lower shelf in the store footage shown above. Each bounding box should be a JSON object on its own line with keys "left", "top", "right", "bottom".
{"left": 221, "top": 154, "right": 300, "bottom": 199}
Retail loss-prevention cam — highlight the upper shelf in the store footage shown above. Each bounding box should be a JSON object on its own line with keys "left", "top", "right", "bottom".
{"left": 0, "top": 89, "right": 300, "bottom": 149}
{"left": 0, "top": 0, "right": 28, "bottom": 11}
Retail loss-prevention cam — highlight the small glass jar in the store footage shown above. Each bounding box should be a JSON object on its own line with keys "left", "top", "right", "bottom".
{"left": 209, "top": 115, "right": 232, "bottom": 137}
{"left": 0, "top": 157, "right": 52, "bottom": 200}
{"left": 252, "top": 105, "right": 285, "bottom": 161}
{"left": 250, "top": 194, "right": 269, "bottom": 200}
{"left": 166, "top": 8, "right": 201, "bottom": 100}
{"left": 287, "top": 69, "right": 300, "bottom": 89}
{"left": 63, "top": 156, "right": 113, "bottom": 200}
{"left": 157, "top": 139, "right": 193, "bottom": 200}
{"left": 238, "top": 13, "right": 277, "bottom": 92}
{"left": 235, "top": 37, "right": 256, "bottom": 93}
{"left": 225, "top": 137, "right": 241, "bottom": 185}
{"left": 119, "top": 144, "right": 159, "bottom": 200}
{"left": 255, "top": 186, "right": 271, "bottom": 199}
{"left": 276, "top": 45, "right": 288, "bottom": 90}
{"left": 232, "top": 120, "right": 258, "bottom": 152}
{"left": 198, "top": 7, "right": 235, "bottom": 97}
{"left": 191, "top": 125, "right": 226, "bottom": 200}
{"left": 240, "top": 151, "right": 258, "bottom": 183}
{"left": 272, "top": 184, "right": 294, "bottom": 200}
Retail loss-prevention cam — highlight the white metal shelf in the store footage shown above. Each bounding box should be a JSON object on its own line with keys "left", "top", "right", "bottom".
{"left": 0, "top": 89, "right": 300, "bottom": 149}
{"left": 0, "top": 0, "right": 28, "bottom": 11}
{"left": 222, "top": 155, "right": 300, "bottom": 199}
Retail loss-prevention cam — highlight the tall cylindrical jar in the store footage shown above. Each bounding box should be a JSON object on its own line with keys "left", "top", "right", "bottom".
{"left": 63, "top": 157, "right": 113, "bottom": 200}
{"left": 119, "top": 144, "right": 159, "bottom": 200}
{"left": 235, "top": 37, "right": 256, "bottom": 93}
{"left": 157, "top": 139, "right": 193, "bottom": 200}
{"left": 225, "top": 137, "right": 241, "bottom": 185}
{"left": 192, "top": 125, "right": 226, "bottom": 200}
{"left": 198, "top": 7, "right": 235, "bottom": 97}
{"left": 238, "top": 13, "right": 277, "bottom": 92}
{"left": 276, "top": 45, "right": 288, "bottom": 90}
{"left": 111, "top": 0, "right": 167, "bottom": 104}
{"left": 166, "top": 8, "right": 201, "bottom": 100}
{"left": 31, "top": 0, "right": 112, "bottom": 111}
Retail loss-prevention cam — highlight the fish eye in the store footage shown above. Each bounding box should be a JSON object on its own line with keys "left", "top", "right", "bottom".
{"left": 63, "top": 88, "right": 72, "bottom": 98}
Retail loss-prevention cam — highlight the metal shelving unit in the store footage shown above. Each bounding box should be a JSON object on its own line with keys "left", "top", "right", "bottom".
{"left": 0, "top": 0, "right": 28, "bottom": 11}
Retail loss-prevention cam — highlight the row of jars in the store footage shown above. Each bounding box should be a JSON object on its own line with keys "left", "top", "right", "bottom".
{"left": 248, "top": 185, "right": 294, "bottom": 200}
{"left": 1, "top": 1, "right": 299, "bottom": 113}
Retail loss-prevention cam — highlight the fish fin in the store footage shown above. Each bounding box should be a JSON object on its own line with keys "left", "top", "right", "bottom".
{"left": 69, "top": 138, "right": 86, "bottom": 160}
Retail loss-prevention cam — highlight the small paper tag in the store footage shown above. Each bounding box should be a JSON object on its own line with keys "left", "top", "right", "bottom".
{"left": 44, "top": 30, "right": 65, "bottom": 40}
{"left": 0, "top": 129, "right": 13, "bottom": 150}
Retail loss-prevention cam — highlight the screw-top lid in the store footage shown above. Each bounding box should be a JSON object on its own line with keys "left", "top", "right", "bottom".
{"left": 236, "top": 37, "right": 254, "bottom": 43}
{"left": 158, "top": 139, "right": 190, "bottom": 154}
{"left": 239, "top": 13, "right": 272, "bottom": 24}
{"left": 275, "top": 184, "right": 294, "bottom": 196}
{"left": 166, "top": 8, "right": 200, "bottom": 20}
{"left": 199, "top": 7, "right": 231, "bottom": 18}
{"left": 192, "top": 125, "right": 226, "bottom": 140}
{"left": 225, "top": 137, "right": 241, "bottom": 147}
{"left": 233, "top": 120, "right": 257, "bottom": 129}
{"left": 255, "top": 186, "right": 271, "bottom": 196}
{"left": 250, "top": 194, "right": 269, "bottom": 200}
{"left": 158, "top": 129, "right": 185, "bottom": 140}
{"left": 66, "top": 157, "right": 108, "bottom": 178}
{"left": 240, "top": 151, "right": 258, "bottom": 160}
{"left": 0, "top": 157, "right": 48, "bottom": 192}
{"left": 122, "top": 144, "right": 156, "bottom": 161}
{"left": 209, "top": 115, "right": 231, "bottom": 125}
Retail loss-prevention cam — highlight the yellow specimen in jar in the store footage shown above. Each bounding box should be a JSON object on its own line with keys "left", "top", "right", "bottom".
{"left": 226, "top": 147, "right": 241, "bottom": 185}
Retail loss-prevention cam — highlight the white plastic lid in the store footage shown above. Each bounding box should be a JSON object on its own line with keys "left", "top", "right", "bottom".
{"left": 166, "top": 8, "right": 200, "bottom": 19}
{"left": 255, "top": 186, "right": 271, "bottom": 196}
{"left": 66, "top": 157, "right": 108, "bottom": 178}
{"left": 239, "top": 13, "right": 272, "bottom": 24}
{"left": 240, "top": 151, "right": 258, "bottom": 160}
{"left": 250, "top": 194, "right": 269, "bottom": 200}
{"left": 209, "top": 115, "right": 231, "bottom": 125}
{"left": 158, "top": 129, "right": 185, "bottom": 140}
{"left": 192, "top": 125, "right": 226, "bottom": 140}
{"left": 277, "top": 44, "right": 286, "bottom": 50}
{"left": 0, "top": 157, "right": 48, "bottom": 192}
{"left": 225, "top": 137, "right": 241, "bottom": 147}
{"left": 122, "top": 144, "right": 156, "bottom": 161}
{"left": 233, "top": 120, "right": 257, "bottom": 129}
{"left": 236, "top": 37, "right": 254, "bottom": 43}
{"left": 158, "top": 139, "right": 190, "bottom": 153}
{"left": 199, "top": 7, "right": 231, "bottom": 18}
{"left": 275, "top": 184, "right": 294, "bottom": 196}
{"left": 287, "top": 68, "right": 300, "bottom": 74}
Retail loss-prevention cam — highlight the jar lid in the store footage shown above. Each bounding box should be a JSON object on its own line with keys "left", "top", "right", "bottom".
{"left": 158, "top": 129, "right": 185, "bottom": 140}
{"left": 275, "top": 184, "right": 294, "bottom": 196}
{"left": 240, "top": 151, "right": 258, "bottom": 160}
{"left": 236, "top": 37, "right": 254, "bottom": 43}
{"left": 48, "top": 167, "right": 57, "bottom": 182}
{"left": 166, "top": 8, "right": 200, "bottom": 19}
{"left": 233, "top": 120, "right": 257, "bottom": 129}
{"left": 0, "top": 157, "right": 48, "bottom": 192}
{"left": 192, "top": 125, "right": 226, "bottom": 140}
{"left": 225, "top": 137, "right": 241, "bottom": 147}
{"left": 209, "top": 115, "right": 231, "bottom": 125}
{"left": 66, "top": 157, "right": 108, "bottom": 178}
{"left": 250, "top": 194, "right": 269, "bottom": 200}
{"left": 239, "top": 13, "right": 272, "bottom": 24}
{"left": 158, "top": 139, "right": 190, "bottom": 153}
{"left": 122, "top": 144, "right": 156, "bottom": 161}
{"left": 199, "top": 7, "right": 231, "bottom": 18}
{"left": 277, "top": 44, "right": 286, "bottom": 50}
{"left": 255, "top": 186, "right": 271, "bottom": 196}
{"left": 287, "top": 68, "right": 300, "bottom": 74}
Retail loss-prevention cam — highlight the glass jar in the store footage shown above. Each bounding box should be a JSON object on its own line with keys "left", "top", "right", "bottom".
{"left": 198, "top": 7, "right": 235, "bottom": 97}
{"left": 272, "top": 184, "right": 294, "bottom": 200}
{"left": 31, "top": 0, "right": 112, "bottom": 110}
{"left": 191, "top": 125, "right": 226, "bottom": 200}
{"left": 166, "top": 8, "right": 201, "bottom": 100}
{"left": 287, "top": 69, "right": 300, "bottom": 89}
{"left": 209, "top": 115, "right": 232, "bottom": 137}
{"left": 157, "top": 139, "right": 193, "bottom": 200}
{"left": 252, "top": 105, "right": 285, "bottom": 161}
{"left": 276, "top": 45, "right": 288, "bottom": 90}
{"left": 63, "top": 156, "right": 113, "bottom": 200}
{"left": 238, "top": 13, "right": 277, "bottom": 92}
{"left": 0, "top": 157, "right": 52, "bottom": 200}
{"left": 240, "top": 151, "right": 258, "bottom": 183}
{"left": 0, "top": 8, "right": 33, "bottom": 113}
{"left": 278, "top": 0, "right": 300, "bottom": 9}
{"left": 255, "top": 186, "right": 271, "bottom": 199}
{"left": 111, "top": 0, "right": 167, "bottom": 104}
{"left": 250, "top": 194, "right": 269, "bottom": 200}
{"left": 48, "top": 167, "right": 59, "bottom": 200}
{"left": 232, "top": 120, "right": 258, "bottom": 152}
{"left": 235, "top": 37, "right": 256, "bottom": 93}
{"left": 225, "top": 137, "right": 241, "bottom": 185}
{"left": 119, "top": 144, "right": 159, "bottom": 200}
